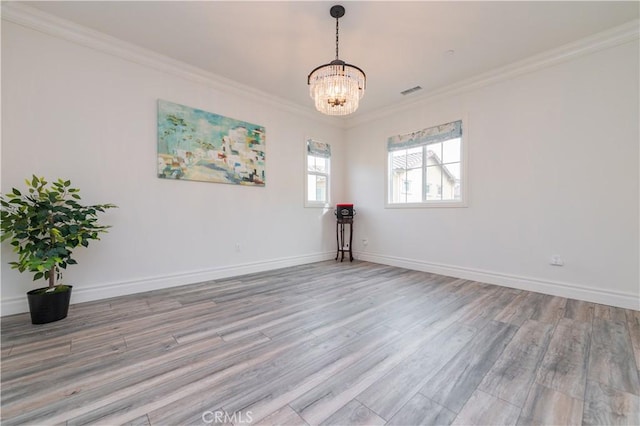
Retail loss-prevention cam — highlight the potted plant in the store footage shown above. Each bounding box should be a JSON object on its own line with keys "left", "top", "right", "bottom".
{"left": 1, "top": 176, "right": 116, "bottom": 324}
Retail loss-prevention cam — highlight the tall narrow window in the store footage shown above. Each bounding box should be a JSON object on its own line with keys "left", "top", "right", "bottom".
{"left": 387, "top": 119, "right": 466, "bottom": 207}
{"left": 306, "top": 139, "right": 331, "bottom": 207}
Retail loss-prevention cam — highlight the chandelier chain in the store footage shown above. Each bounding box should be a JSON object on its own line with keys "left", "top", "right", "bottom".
{"left": 335, "top": 15, "right": 340, "bottom": 60}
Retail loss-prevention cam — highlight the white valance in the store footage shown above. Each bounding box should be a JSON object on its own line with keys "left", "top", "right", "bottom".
{"left": 387, "top": 120, "right": 462, "bottom": 152}
{"left": 307, "top": 139, "right": 331, "bottom": 158}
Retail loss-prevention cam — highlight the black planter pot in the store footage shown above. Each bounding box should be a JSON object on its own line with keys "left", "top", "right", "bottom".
{"left": 26, "top": 286, "right": 73, "bottom": 325}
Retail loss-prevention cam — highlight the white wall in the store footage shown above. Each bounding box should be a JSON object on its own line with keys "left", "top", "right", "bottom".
{"left": 1, "top": 20, "right": 346, "bottom": 314}
{"left": 2, "top": 9, "right": 638, "bottom": 315}
{"left": 346, "top": 39, "right": 639, "bottom": 309}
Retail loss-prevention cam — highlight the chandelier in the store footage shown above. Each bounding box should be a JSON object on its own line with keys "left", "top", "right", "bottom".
{"left": 307, "top": 5, "right": 366, "bottom": 116}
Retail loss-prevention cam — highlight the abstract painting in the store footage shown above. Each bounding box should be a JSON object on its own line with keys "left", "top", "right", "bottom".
{"left": 157, "top": 100, "right": 266, "bottom": 186}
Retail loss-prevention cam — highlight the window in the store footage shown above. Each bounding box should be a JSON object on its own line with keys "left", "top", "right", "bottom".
{"left": 402, "top": 180, "right": 412, "bottom": 194}
{"left": 305, "top": 138, "right": 331, "bottom": 207}
{"left": 387, "top": 119, "right": 466, "bottom": 207}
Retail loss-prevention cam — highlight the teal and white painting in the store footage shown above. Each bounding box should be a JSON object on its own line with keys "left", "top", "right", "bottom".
{"left": 157, "top": 100, "right": 266, "bottom": 186}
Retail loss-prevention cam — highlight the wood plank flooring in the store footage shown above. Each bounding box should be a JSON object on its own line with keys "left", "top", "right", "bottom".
{"left": 1, "top": 261, "right": 639, "bottom": 425}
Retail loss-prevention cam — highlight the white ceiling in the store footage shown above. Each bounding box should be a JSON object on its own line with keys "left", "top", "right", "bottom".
{"left": 24, "top": 1, "right": 639, "bottom": 118}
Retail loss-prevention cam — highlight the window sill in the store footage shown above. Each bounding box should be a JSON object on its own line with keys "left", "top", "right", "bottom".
{"left": 305, "top": 201, "right": 330, "bottom": 208}
{"left": 385, "top": 200, "right": 468, "bottom": 209}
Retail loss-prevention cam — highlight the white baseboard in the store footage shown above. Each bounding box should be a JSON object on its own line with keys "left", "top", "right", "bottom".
{"left": 357, "top": 252, "right": 639, "bottom": 311}
{"left": 4, "top": 251, "right": 636, "bottom": 316}
{"left": 1, "top": 252, "right": 335, "bottom": 316}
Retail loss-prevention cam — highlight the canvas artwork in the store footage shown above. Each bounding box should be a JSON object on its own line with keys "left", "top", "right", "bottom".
{"left": 157, "top": 100, "right": 266, "bottom": 186}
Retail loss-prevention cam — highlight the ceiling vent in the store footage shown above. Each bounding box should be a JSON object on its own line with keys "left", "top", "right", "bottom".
{"left": 400, "top": 86, "right": 422, "bottom": 96}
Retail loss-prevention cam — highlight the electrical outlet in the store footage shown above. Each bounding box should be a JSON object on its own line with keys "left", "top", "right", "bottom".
{"left": 235, "top": 243, "right": 241, "bottom": 252}
{"left": 362, "top": 238, "right": 369, "bottom": 246}
{"left": 550, "top": 256, "right": 564, "bottom": 266}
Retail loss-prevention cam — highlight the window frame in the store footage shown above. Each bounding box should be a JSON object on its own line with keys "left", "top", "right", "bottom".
{"left": 385, "top": 115, "right": 468, "bottom": 209}
{"left": 305, "top": 138, "right": 331, "bottom": 208}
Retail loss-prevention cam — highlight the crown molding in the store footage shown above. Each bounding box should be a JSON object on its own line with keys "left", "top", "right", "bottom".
{"left": 1, "top": 2, "right": 347, "bottom": 128}
{"left": 347, "top": 19, "right": 640, "bottom": 128}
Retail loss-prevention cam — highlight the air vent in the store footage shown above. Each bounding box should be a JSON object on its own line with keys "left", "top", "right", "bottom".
{"left": 400, "top": 86, "right": 422, "bottom": 96}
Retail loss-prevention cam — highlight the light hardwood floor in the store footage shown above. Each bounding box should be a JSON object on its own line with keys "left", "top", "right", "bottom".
{"left": 1, "top": 261, "right": 639, "bottom": 425}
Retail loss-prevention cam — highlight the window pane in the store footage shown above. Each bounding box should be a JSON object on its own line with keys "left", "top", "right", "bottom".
{"left": 405, "top": 167, "right": 423, "bottom": 203}
{"left": 427, "top": 142, "right": 442, "bottom": 162}
{"left": 406, "top": 146, "right": 422, "bottom": 166}
{"left": 426, "top": 165, "right": 443, "bottom": 200}
{"left": 444, "top": 163, "right": 460, "bottom": 181}
{"left": 390, "top": 150, "right": 407, "bottom": 171}
{"left": 389, "top": 150, "right": 407, "bottom": 203}
{"left": 307, "top": 174, "right": 317, "bottom": 202}
{"left": 318, "top": 157, "right": 328, "bottom": 173}
{"left": 315, "top": 175, "right": 327, "bottom": 202}
{"left": 442, "top": 138, "right": 461, "bottom": 164}
{"left": 426, "top": 164, "right": 460, "bottom": 201}
{"left": 390, "top": 167, "right": 407, "bottom": 203}
{"left": 443, "top": 163, "right": 460, "bottom": 201}
{"left": 308, "top": 155, "right": 328, "bottom": 173}
{"left": 390, "top": 148, "right": 422, "bottom": 203}
{"left": 307, "top": 174, "right": 328, "bottom": 202}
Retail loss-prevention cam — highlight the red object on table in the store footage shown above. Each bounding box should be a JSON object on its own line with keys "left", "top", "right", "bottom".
{"left": 335, "top": 204, "right": 354, "bottom": 219}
